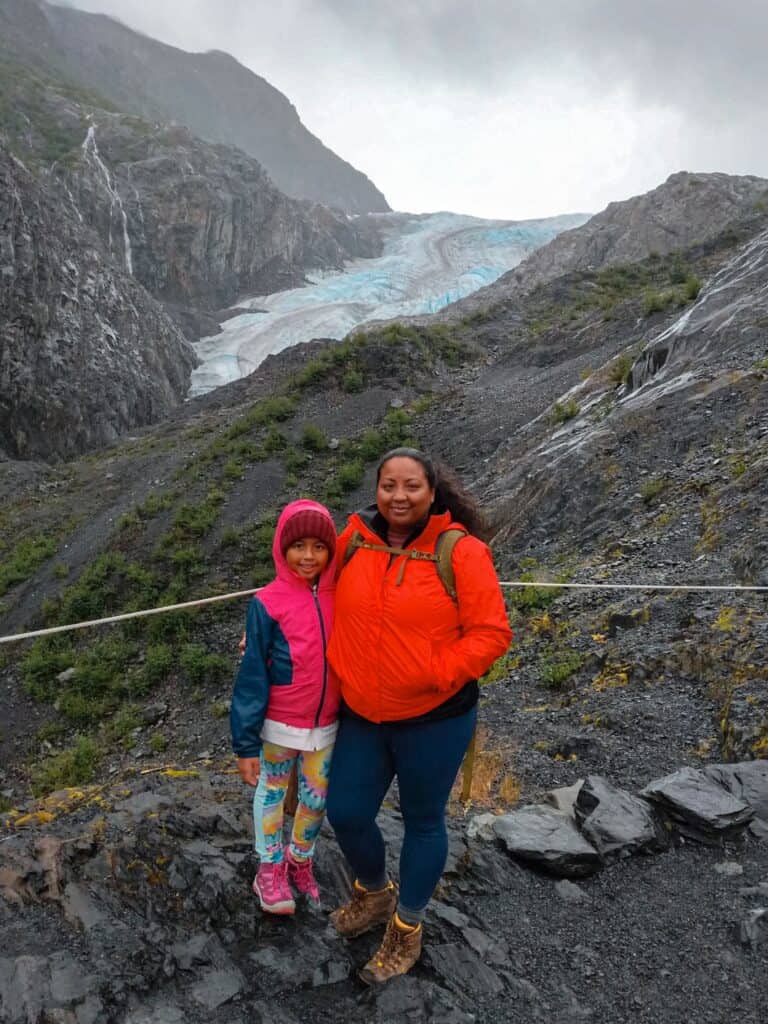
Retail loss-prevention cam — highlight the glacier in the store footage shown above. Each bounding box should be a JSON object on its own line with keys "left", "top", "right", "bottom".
{"left": 189, "top": 210, "right": 588, "bottom": 396}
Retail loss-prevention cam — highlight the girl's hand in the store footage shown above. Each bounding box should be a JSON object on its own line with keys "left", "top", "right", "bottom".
{"left": 237, "top": 757, "right": 261, "bottom": 786}
{"left": 238, "top": 631, "right": 246, "bottom": 656}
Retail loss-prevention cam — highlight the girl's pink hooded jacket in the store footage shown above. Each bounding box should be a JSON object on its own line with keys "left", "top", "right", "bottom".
{"left": 230, "top": 500, "right": 339, "bottom": 758}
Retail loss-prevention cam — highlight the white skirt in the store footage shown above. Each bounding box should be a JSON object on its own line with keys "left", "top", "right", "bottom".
{"left": 260, "top": 718, "right": 338, "bottom": 752}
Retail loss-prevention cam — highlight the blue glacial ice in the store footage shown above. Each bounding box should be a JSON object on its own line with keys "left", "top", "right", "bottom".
{"left": 189, "top": 209, "right": 587, "bottom": 396}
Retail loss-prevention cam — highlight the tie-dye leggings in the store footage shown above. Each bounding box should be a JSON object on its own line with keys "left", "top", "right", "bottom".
{"left": 253, "top": 742, "right": 333, "bottom": 864}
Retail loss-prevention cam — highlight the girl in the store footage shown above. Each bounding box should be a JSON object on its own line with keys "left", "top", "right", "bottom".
{"left": 231, "top": 499, "right": 339, "bottom": 914}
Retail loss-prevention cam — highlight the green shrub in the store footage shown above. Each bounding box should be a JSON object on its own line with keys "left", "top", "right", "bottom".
{"left": 180, "top": 644, "right": 231, "bottom": 685}
{"left": 223, "top": 457, "right": 245, "bottom": 479}
{"left": 301, "top": 423, "right": 328, "bottom": 451}
{"left": 552, "top": 399, "right": 580, "bottom": 424}
{"left": 220, "top": 526, "right": 240, "bottom": 548}
{"left": 36, "top": 721, "right": 67, "bottom": 745}
{"left": 540, "top": 650, "right": 584, "bottom": 689}
{"left": 284, "top": 447, "right": 309, "bottom": 473}
{"left": 341, "top": 369, "right": 364, "bottom": 393}
{"left": 508, "top": 577, "right": 559, "bottom": 612}
{"left": 0, "top": 534, "right": 57, "bottom": 595}
{"left": 22, "top": 637, "right": 75, "bottom": 701}
{"left": 683, "top": 274, "right": 701, "bottom": 301}
{"left": 336, "top": 459, "right": 365, "bottom": 493}
{"left": 143, "top": 643, "right": 173, "bottom": 686}
{"left": 264, "top": 427, "right": 287, "bottom": 454}
{"left": 149, "top": 733, "right": 167, "bottom": 753}
{"left": 640, "top": 477, "right": 666, "bottom": 504}
{"left": 30, "top": 735, "right": 102, "bottom": 796}
{"left": 609, "top": 353, "right": 634, "bottom": 387}
{"left": 643, "top": 289, "right": 676, "bottom": 316}
{"left": 358, "top": 428, "right": 387, "bottom": 462}
{"left": 109, "top": 704, "right": 142, "bottom": 741}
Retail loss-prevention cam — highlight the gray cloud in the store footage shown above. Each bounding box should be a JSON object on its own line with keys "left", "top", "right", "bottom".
{"left": 58, "top": 1, "right": 768, "bottom": 217}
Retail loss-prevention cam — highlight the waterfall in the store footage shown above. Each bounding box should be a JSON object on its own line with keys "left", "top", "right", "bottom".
{"left": 82, "top": 125, "right": 133, "bottom": 275}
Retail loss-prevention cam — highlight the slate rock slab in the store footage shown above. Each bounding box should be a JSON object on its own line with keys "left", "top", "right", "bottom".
{"left": 640, "top": 767, "right": 754, "bottom": 842}
{"left": 370, "top": 975, "right": 476, "bottom": 1023}
{"left": 574, "top": 774, "right": 668, "bottom": 862}
{"left": 703, "top": 761, "right": 768, "bottom": 837}
{"left": 738, "top": 907, "right": 768, "bottom": 950}
{"left": 493, "top": 805, "right": 602, "bottom": 878}
{"left": 424, "top": 942, "right": 505, "bottom": 998}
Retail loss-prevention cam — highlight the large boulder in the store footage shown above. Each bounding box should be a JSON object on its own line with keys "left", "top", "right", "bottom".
{"left": 493, "top": 804, "right": 602, "bottom": 878}
{"left": 640, "top": 767, "right": 754, "bottom": 843}
{"left": 574, "top": 775, "right": 668, "bottom": 862}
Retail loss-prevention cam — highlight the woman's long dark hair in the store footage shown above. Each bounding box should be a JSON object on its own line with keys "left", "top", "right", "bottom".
{"left": 375, "top": 447, "right": 490, "bottom": 541}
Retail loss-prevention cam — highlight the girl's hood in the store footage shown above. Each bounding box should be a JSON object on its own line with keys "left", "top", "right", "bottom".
{"left": 271, "top": 499, "right": 337, "bottom": 587}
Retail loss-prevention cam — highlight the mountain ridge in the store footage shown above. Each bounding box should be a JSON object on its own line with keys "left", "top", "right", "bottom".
{"left": 7, "top": 0, "right": 391, "bottom": 213}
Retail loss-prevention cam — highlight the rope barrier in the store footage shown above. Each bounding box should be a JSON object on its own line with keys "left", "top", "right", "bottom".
{"left": 0, "top": 578, "right": 766, "bottom": 646}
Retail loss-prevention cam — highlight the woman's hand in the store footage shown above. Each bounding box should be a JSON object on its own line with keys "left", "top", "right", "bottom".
{"left": 237, "top": 757, "right": 261, "bottom": 786}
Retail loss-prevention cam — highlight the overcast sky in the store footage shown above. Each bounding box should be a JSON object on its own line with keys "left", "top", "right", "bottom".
{"left": 64, "top": 1, "right": 768, "bottom": 220}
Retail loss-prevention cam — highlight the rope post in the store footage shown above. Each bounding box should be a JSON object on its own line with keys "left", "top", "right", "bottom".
{"left": 461, "top": 726, "right": 477, "bottom": 804}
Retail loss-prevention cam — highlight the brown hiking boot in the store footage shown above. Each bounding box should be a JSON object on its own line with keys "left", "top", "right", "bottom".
{"left": 358, "top": 913, "right": 423, "bottom": 984}
{"left": 329, "top": 879, "right": 397, "bottom": 938}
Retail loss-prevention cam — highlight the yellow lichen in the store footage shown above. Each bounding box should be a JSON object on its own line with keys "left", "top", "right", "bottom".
{"left": 13, "top": 811, "right": 55, "bottom": 828}
{"left": 592, "top": 665, "right": 630, "bottom": 691}
{"left": 160, "top": 769, "right": 200, "bottom": 779}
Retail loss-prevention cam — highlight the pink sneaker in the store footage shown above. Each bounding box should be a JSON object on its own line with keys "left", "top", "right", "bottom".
{"left": 252, "top": 861, "right": 295, "bottom": 915}
{"left": 285, "top": 848, "right": 320, "bottom": 902}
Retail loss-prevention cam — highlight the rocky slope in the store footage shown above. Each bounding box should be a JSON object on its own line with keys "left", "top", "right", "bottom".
{"left": 0, "top": 0, "right": 390, "bottom": 213}
{"left": 1, "top": 176, "right": 767, "bottom": 1021}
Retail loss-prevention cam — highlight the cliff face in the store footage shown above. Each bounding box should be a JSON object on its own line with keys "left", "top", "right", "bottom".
{"left": 0, "top": 142, "right": 197, "bottom": 461}
{"left": 66, "top": 115, "right": 382, "bottom": 310}
{"left": 3, "top": 0, "right": 390, "bottom": 214}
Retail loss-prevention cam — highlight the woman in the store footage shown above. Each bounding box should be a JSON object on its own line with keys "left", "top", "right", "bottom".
{"left": 326, "top": 447, "right": 512, "bottom": 984}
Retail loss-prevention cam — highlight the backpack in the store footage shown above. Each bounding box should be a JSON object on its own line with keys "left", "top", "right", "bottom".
{"left": 338, "top": 528, "right": 466, "bottom": 602}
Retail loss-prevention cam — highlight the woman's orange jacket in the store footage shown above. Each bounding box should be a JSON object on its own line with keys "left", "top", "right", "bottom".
{"left": 327, "top": 510, "right": 512, "bottom": 723}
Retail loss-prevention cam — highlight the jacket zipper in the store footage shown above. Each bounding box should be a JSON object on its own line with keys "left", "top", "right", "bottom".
{"left": 312, "top": 581, "right": 328, "bottom": 727}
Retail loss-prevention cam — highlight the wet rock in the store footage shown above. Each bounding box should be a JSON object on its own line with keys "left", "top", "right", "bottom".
{"left": 122, "top": 1001, "right": 186, "bottom": 1024}
{"left": 714, "top": 861, "right": 744, "bottom": 877}
{"left": 426, "top": 941, "right": 505, "bottom": 997}
{"left": 544, "top": 780, "right": 584, "bottom": 817}
{"left": 703, "top": 761, "right": 768, "bottom": 835}
{"left": 574, "top": 775, "right": 667, "bottom": 861}
{"left": 555, "top": 879, "right": 587, "bottom": 903}
{"left": 0, "top": 952, "right": 102, "bottom": 1024}
{"left": 62, "top": 882, "right": 105, "bottom": 930}
{"left": 371, "top": 975, "right": 476, "bottom": 1023}
{"left": 738, "top": 908, "right": 768, "bottom": 950}
{"left": 467, "top": 812, "right": 498, "bottom": 841}
{"left": 140, "top": 703, "right": 168, "bottom": 726}
{"left": 114, "top": 792, "right": 174, "bottom": 819}
{"left": 640, "top": 767, "right": 754, "bottom": 843}
{"left": 190, "top": 967, "right": 244, "bottom": 1009}
{"left": 494, "top": 805, "right": 602, "bottom": 878}
{"left": 553, "top": 735, "right": 601, "bottom": 760}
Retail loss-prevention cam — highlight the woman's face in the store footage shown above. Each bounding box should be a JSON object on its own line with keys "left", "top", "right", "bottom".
{"left": 376, "top": 457, "right": 435, "bottom": 529}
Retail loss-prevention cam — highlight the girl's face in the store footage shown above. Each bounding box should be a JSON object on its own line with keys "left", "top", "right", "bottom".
{"left": 376, "top": 457, "right": 435, "bottom": 529}
{"left": 285, "top": 537, "right": 330, "bottom": 582}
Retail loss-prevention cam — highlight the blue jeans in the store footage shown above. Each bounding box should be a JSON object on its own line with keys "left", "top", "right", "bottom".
{"left": 326, "top": 705, "right": 477, "bottom": 915}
